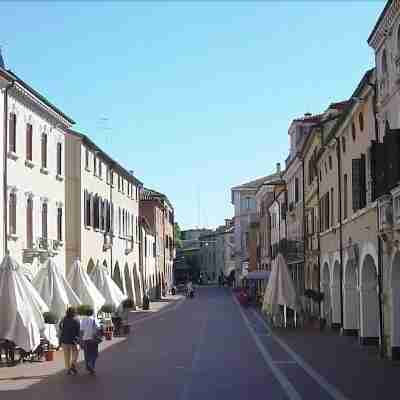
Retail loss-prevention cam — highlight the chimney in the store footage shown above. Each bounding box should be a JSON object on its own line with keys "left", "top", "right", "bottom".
{"left": 0, "top": 47, "right": 5, "bottom": 69}
{"left": 276, "top": 163, "right": 281, "bottom": 174}
{"left": 304, "top": 112, "right": 312, "bottom": 118}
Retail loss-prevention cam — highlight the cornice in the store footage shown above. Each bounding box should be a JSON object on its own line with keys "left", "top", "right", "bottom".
{"left": 369, "top": 0, "right": 400, "bottom": 51}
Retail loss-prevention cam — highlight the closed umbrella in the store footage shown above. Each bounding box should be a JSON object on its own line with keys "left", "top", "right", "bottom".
{"left": 0, "top": 255, "right": 49, "bottom": 351}
{"left": 90, "top": 261, "right": 126, "bottom": 309}
{"left": 33, "top": 258, "right": 81, "bottom": 320}
{"left": 67, "top": 258, "right": 105, "bottom": 313}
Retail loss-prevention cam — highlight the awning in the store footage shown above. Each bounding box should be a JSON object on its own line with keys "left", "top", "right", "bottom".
{"left": 244, "top": 271, "right": 270, "bottom": 280}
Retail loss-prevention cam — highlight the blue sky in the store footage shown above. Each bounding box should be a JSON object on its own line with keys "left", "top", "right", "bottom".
{"left": 0, "top": 1, "right": 385, "bottom": 230}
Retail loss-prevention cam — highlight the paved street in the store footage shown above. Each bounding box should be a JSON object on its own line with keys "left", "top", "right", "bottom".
{"left": 1, "top": 287, "right": 400, "bottom": 400}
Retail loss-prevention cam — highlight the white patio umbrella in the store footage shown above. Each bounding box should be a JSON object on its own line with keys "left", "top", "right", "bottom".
{"left": 33, "top": 258, "right": 82, "bottom": 320}
{"left": 67, "top": 258, "right": 105, "bottom": 313}
{"left": 0, "top": 255, "right": 49, "bottom": 351}
{"left": 262, "top": 253, "right": 299, "bottom": 327}
{"left": 90, "top": 261, "right": 126, "bottom": 310}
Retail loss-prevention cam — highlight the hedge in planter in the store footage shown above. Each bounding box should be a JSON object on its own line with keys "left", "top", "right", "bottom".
{"left": 100, "top": 304, "right": 116, "bottom": 314}
{"left": 43, "top": 311, "right": 59, "bottom": 324}
{"left": 122, "top": 299, "right": 135, "bottom": 309}
{"left": 76, "top": 304, "right": 93, "bottom": 316}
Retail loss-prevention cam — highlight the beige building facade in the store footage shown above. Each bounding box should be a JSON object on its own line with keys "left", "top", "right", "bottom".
{"left": 65, "top": 130, "right": 143, "bottom": 306}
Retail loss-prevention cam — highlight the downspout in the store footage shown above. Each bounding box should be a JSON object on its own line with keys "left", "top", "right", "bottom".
{"left": 316, "top": 126, "right": 322, "bottom": 316}
{"left": 369, "top": 80, "right": 385, "bottom": 357}
{"left": 302, "top": 158, "right": 306, "bottom": 294}
{"left": 335, "top": 137, "right": 344, "bottom": 328}
{"left": 3, "top": 82, "right": 14, "bottom": 257}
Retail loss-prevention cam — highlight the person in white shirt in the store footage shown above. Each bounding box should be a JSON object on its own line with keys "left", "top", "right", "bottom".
{"left": 80, "top": 308, "right": 101, "bottom": 374}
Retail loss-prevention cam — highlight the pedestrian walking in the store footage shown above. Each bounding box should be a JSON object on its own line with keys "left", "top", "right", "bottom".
{"left": 80, "top": 307, "right": 102, "bottom": 375}
{"left": 59, "top": 307, "right": 80, "bottom": 375}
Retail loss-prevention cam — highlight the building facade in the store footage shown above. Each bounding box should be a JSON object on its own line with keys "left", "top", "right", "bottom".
{"left": 65, "top": 130, "right": 142, "bottom": 306}
{"left": 140, "top": 188, "right": 175, "bottom": 297}
{"left": 0, "top": 67, "right": 74, "bottom": 274}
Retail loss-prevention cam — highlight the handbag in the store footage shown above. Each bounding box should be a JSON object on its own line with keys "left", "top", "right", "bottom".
{"left": 92, "top": 319, "right": 103, "bottom": 344}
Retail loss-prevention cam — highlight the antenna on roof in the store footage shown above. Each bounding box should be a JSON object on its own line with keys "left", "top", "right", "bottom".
{"left": 0, "top": 46, "right": 5, "bottom": 69}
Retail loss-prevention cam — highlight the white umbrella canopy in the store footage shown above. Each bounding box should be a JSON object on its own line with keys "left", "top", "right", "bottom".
{"left": 33, "top": 259, "right": 82, "bottom": 320}
{"left": 0, "top": 255, "right": 49, "bottom": 351}
{"left": 90, "top": 261, "right": 126, "bottom": 309}
{"left": 262, "top": 253, "right": 299, "bottom": 316}
{"left": 67, "top": 258, "right": 105, "bottom": 313}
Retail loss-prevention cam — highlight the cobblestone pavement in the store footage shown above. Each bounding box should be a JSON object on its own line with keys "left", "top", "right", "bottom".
{"left": 1, "top": 288, "right": 399, "bottom": 399}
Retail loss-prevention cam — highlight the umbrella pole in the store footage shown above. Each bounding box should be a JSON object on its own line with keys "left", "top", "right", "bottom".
{"left": 284, "top": 304, "right": 287, "bottom": 328}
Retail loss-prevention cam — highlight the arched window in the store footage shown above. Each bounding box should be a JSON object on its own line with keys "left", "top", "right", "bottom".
{"left": 359, "top": 112, "right": 364, "bottom": 132}
{"left": 397, "top": 25, "right": 400, "bottom": 53}
{"left": 382, "top": 49, "right": 388, "bottom": 75}
{"left": 351, "top": 122, "right": 356, "bottom": 141}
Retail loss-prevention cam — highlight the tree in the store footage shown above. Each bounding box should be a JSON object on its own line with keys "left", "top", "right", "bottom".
{"left": 174, "top": 222, "right": 182, "bottom": 248}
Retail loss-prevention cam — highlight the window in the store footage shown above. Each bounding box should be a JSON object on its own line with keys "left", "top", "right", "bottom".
{"left": 9, "top": 192, "right": 17, "bottom": 235}
{"left": 93, "top": 195, "right": 100, "bottom": 229}
{"left": 57, "top": 207, "right": 62, "bottom": 241}
{"left": 382, "top": 49, "right": 388, "bottom": 75}
{"left": 98, "top": 160, "right": 102, "bottom": 179}
{"left": 9, "top": 113, "right": 16, "bottom": 153}
{"left": 352, "top": 122, "right": 356, "bottom": 141}
{"left": 93, "top": 156, "right": 97, "bottom": 176}
{"left": 118, "top": 175, "right": 121, "bottom": 191}
{"left": 397, "top": 26, "right": 400, "bottom": 54}
{"left": 84, "top": 191, "right": 91, "bottom": 227}
{"left": 352, "top": 155, "right": 366, "bottom": 212}
{"left": 344, "top": 174, "right": 348, "bottom": 220}
{"left": 85, "top": 148, "right": 89, "bottom": 170}
{"left": 118, "top": 208, "right": 121, "bottom": 235}
{"left": 42, "top": 202, "right": 48, "bottom": 239}
{"left": 41, "top": 133, "right": 47, "bottom": 168}
{"left": 294, "top": 177, "right": 299, "bottom": 203}
{"left": 331, "top": 188, "right": 334, "bottom": 226}
{"left": 26, "top": 124, "right": 33, "bottom": 161}
{"left": 57, "top": 143, "right": 62, "bottom": 175}
{"left": 329, "top": 156, "right": 332, "bottom": 170}
{"left": 110, "top": 170, "right": 114, "bottom": 186}
{"left": 342, "top": 136, "right": 346, "bottom": 154}
{"left": 359, "top": 112, "right": 364, "bottom": 132}
{"left": 26, "top": 197, "right": 33, "bottom": 248}
{"left": 100, "top": 200, "right": 105, "bottom": 230}
{"left": 319, "top": 169, "right": 322, "bottom": 181}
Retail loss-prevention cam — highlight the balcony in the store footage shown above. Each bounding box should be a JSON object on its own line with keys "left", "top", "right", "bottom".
{"left": 125, "top": 236, "right": 134, "bottom": 255}
{"left": 378, "top": 194, "right": 393, "bottom": 232}
{"left": 103, "top": 232, "right": 113, "bottom": 251}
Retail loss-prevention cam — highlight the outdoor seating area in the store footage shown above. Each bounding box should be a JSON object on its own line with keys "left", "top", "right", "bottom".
{"left": 0, "top": 254, "right": 138, "bottom": 368}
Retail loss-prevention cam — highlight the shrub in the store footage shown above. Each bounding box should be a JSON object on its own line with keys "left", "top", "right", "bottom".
{"left": 76, "top": 304, "right": 93, "bottom": 316}
{"left": 122, "top": 298, "right": 135, "bottom": 309}
{"left": 100, "top": 304, "right": 115, "bottom": 314}
{"left": 43, "top": 311, "right": 59, "bottom": 324}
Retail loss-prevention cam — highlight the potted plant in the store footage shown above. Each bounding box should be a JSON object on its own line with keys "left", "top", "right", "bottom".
{"left": 76, "top": 304, "right": 92, "bottom": 316}
{"left": 100, "top": 304, "right": 115, "bottom": 314}
{"left": 43, "top": 311, "right": 59, "bottom": 325}
{"left": 122, "top": 298, "right": 135, "bottom": 310}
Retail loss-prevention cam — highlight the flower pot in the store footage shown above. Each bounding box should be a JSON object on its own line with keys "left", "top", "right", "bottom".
{"left": 44, "top": 350, "right": 55, "bottom": 362}
{"left": 105, "top": 331, "right": 113, "bottom": 341}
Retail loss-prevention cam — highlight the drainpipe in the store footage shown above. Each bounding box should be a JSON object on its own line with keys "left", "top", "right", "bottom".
{"left": 369, "top": 80, "right": 385, "bottom": 357}
{"left": 335, "top": 137, "right": 344, "bottom": 328}
{"left": 3, "top": 82, "right": 14, "bottom": 257}
{"left": 302, "top": 158, "right": 306, "bottom": 293}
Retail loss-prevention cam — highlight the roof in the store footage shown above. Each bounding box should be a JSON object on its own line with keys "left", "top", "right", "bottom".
{"left": 368, "top": 0, "right": 392, "bottom": 44}
{"left": 0, "top": 67, "right": 75, "bottom": 124}
{"left": 324, "top": 68, "right": 374, "bottom": 145}
{"left": 231, "top": 171, "right": 283, "bottom": 191}
{"left": 140, "top": 187, "right": 174, "bottom": 211}
{"left": 67, "top": 129, "right": 143, "bottom": 186}
{"left": 292, "top": 113, "right": 324, "bottom": 124}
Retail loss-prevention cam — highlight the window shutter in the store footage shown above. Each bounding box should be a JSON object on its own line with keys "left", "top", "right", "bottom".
{"left": 9, "top": 114, "right": 16, "bottom": 152}
{"left": 325, "top": 193, "right": 330, "bottom": 229}
{"left": 352, "top": 158, "right": 362, "bottom": 212}
{"left": 26, "top": 124, "right": 33, "bottom": 160}
{"left": 360, "top": 154, "right": 366, "bottom": 208}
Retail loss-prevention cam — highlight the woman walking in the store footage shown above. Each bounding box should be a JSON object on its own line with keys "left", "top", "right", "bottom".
{"left": 80, "top": 307, "right": 102, "bottom": 374}
{"left": 59, "top": 307, "right": 80, "bottom": 375}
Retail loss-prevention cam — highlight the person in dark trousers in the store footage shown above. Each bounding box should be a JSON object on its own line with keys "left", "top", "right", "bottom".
{"left": 59, "top": 307, "right": 80, "bottom": 375}
{"left": 80, "top": 307, "right": 102, "bottom": 375}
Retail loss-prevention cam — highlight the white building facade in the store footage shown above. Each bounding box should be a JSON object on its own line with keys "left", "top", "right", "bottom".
{"left": 0, "top": 68, "right": 74, "bottom": 274}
